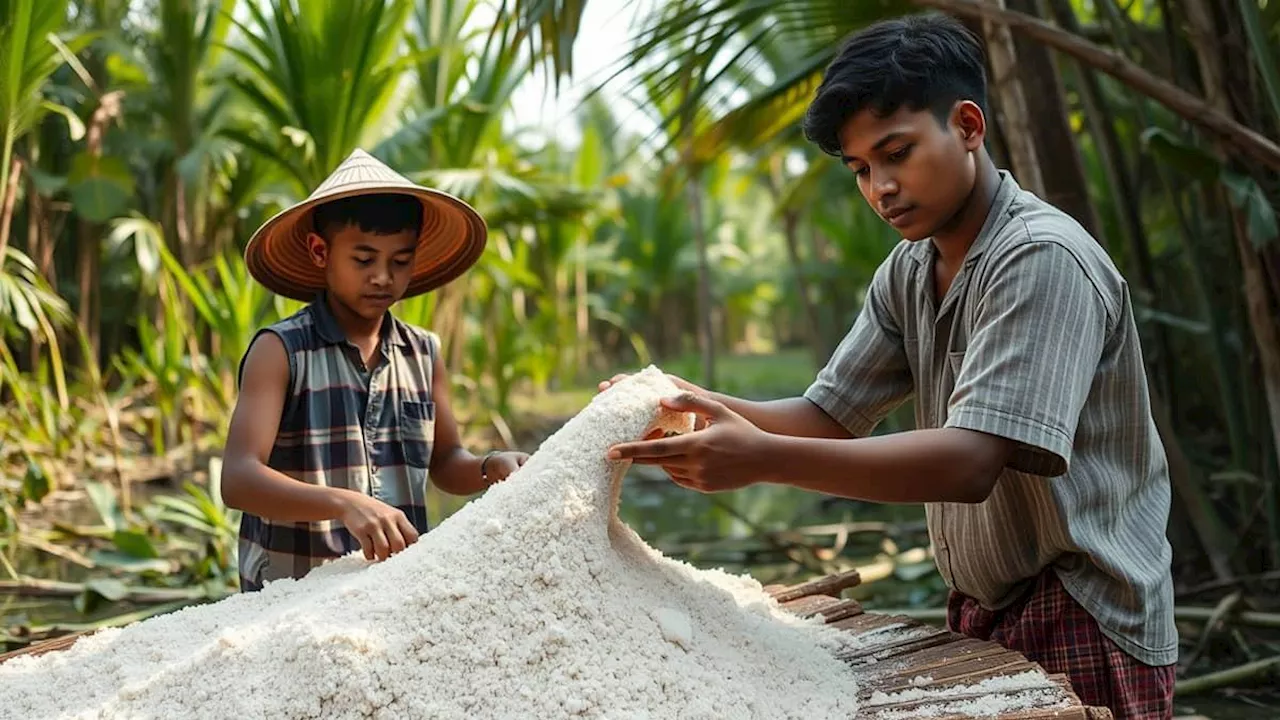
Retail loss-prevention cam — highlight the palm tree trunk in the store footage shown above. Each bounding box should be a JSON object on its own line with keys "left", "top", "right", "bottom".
{"left": 1004, "top": 0, "right": 1099, "bottom": 235}
{"left": 978, "top": 0, "right": 1045, "bottom": 197}
{"left": 688, "top": 174, "right": 715, "bottom": 388}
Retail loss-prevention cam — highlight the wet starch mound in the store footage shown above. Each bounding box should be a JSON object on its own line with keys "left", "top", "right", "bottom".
{"left": 0, "top": 367, "right": 861, "bottom": 719}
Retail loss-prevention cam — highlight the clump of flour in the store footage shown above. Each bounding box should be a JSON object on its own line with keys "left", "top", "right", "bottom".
{"left": 0, "top": 367, "right": 861, "bottom": 719}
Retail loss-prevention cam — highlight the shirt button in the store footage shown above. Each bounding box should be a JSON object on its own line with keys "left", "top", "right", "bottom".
{"left": 370, "top": 464, "right": 379, "bottom": 474}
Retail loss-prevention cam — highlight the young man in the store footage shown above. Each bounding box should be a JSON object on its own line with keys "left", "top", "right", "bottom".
{"left": 604, "top": 13, "right": 1177, "bottom": 719}
{"left": 222, "top": 149, "right": 528, "bottom": 592}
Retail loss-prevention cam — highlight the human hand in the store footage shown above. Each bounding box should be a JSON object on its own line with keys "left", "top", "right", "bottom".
{"left": 482, "top": 450, "right": 529, "bottom": 485}
{"left": 597, "top": 371, "right": 704, "bottom": 396}
{"left": 597, "top": 372, "right": 711, "bottom": 431}
{"left": 335, "top": 491, "right": 420, "bottom": 562}
{"left": 606, "top": 393, "right": 777, "bottom": 493}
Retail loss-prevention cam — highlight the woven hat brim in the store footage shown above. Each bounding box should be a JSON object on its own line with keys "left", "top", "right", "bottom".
{"left": 244, "top": 185, "right": 487, "bottom": 302}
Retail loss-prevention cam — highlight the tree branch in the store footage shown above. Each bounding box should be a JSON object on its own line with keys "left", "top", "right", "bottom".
{"left": 909, "top": 0, "right": 1280, "bottom": 172}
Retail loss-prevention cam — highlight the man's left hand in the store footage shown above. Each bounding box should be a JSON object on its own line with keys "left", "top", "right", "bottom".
{"left": 606, "top": 393, "right": 776, "bottom": 493}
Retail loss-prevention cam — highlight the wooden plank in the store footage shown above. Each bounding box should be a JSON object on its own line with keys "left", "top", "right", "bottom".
{"left": 770, "top": 569, "right": 862, "bottom": 602}
{"left": 779, "top": 594, "right": 843, "bottom": 618}
{"left": 816, "top": 598, "right": 864, "bottom": 622}
{"left": 0, "top": 632, "right": 88, "bottom": 664}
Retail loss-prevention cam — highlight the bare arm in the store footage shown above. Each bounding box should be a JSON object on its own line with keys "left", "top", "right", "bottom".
{"left": 427, "top": 347, "right": 489, "bottom": 496}
{"left": 608, "top": 394, "right": 1016, "bottom": 504}
{"left": 764, "top": 428, "right": 1015, "bottom": 504}
{"left": 220, "top": 332, "right": 345, "bottom": 522}
{"left": 706, "top": 393, "right": 854, "bottom": 439}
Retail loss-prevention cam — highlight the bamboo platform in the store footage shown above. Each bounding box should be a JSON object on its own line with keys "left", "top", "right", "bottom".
{"left": 765, "top": 569, "right": 1114, "bottom": 719}
{"left": 3, "top": 569, "right": 1112, "bottom": 719}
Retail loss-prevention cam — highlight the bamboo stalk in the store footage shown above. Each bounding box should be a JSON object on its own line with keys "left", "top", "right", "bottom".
{"left": 1175, "top": 656, "right": 1280, "bottom": 696}
{"left": 0, "top": 156, "right": 20, "bottom": 263}
{"left": 0, "top": 578, "right": 221, "bottom": 604}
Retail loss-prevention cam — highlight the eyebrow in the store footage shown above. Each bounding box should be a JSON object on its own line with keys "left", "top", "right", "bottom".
{"left": 841, "top": 132, "right": 908, "bottom": 164}
{"left": 353, "top": 244, "right": 415, "bottom": 255}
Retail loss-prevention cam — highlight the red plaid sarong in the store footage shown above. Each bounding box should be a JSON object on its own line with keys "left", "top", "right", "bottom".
{"left": 947, "top": 569, "right": 1176, "bottom": 719}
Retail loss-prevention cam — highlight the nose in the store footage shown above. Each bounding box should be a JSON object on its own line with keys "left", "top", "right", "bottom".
{"left": 370, "top": 261, "right": 392, "bottom": 288}
{"left": 870, "top": 167, "right": 899, "bottom": 206}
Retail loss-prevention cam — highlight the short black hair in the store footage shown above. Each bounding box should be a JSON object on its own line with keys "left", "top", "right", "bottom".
{"left": 803, "top": 12, "right": 988, "bottom": 157}
{"left": 311, "top": 193, "right": 424, "bottom": 241}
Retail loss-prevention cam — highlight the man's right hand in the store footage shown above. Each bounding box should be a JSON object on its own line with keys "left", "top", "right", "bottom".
{"left": 334, "top": 490, "right": 420, "bottom": 562}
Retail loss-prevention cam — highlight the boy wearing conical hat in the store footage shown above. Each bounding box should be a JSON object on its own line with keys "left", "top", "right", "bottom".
{"left": 221, "top": 149, "right": 528, "bottom": 592}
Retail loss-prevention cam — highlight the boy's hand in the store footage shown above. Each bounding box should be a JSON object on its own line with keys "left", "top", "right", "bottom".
{"left": 335, "top": 491, "right": 420, "bottom": 562}
{"left": 597, "top": 372, "right": 704, "bottom": 396}
{"left": 606, "top": 393, "right": 777, "bottom": 493}
{"left": 598, "top": 372, "right": 712, "bottom": 431}
{"left": 483, "top": 451, "right": 529, "bottom": 485}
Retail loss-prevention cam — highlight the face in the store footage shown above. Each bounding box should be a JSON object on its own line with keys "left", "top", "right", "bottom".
{"left": 306, "top": 225, "right": 419, "bottom": 319}
{"left": 838, "top": 100, "right": 985, "bottom": 242}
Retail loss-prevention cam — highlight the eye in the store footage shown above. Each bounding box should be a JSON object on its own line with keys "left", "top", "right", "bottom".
{"left": 354, "top": 256, "right": 373, "bottom": 266}
{"left": 887, "top": 145, "right": 913, "bottom": 162}
{"left": 849, "top": 164, "right": 869, "bottom": 178}
{"left": 393, "top": 259, "right": 411, "bottom": 269}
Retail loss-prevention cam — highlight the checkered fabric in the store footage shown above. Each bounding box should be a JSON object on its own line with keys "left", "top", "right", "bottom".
{"left": 235, "top": 293, "right": 438, "bottom": 591}
{"left": 947, "top": 569, "right": 1177, "bottom": 720}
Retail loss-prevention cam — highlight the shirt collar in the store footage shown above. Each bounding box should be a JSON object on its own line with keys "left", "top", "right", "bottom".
{"left": 908, "top": 169, "right": 1022, "bottom": 265}
{"left": 310, "top": 291, "right": 408, "bottom": 347}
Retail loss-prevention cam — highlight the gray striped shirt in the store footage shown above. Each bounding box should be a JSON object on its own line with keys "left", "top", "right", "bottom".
{"left": 805, "top": 171, "right": 1177, "bottom": 666}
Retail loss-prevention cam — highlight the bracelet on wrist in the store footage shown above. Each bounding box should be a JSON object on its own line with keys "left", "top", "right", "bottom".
{"left": 480, "top": 450, "right": 500, "bottom": 485}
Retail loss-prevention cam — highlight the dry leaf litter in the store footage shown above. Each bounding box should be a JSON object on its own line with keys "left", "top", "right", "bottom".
{"left": 0, "top": 367, "right": 863, "bottom": 719}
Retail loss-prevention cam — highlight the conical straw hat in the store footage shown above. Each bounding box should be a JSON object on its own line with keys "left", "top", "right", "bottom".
{"left": 244, "top": 149, "right": 487, "bottom": 301}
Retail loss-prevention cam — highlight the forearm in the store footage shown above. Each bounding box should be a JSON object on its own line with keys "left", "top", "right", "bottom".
{"left": 710, "top": 393, "right": 852, "bottom": 439}
{"left": 221, "top": 458, "right": 346, "bottom": 522}
{"left": 763, "top": 428, "right": 1009, "bottom": 503}
{"left": 430, "top": 446, "right": 486, "bottom": 496}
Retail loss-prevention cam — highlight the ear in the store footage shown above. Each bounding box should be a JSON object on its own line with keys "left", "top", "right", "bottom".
{"left": 306, "top": 233, "right": 329, "bottom": 269}
{"left": 953, "top": 100, "right": 986, "bottom": 151}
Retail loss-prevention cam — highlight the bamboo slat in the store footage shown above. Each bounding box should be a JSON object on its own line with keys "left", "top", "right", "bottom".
{"left": 769, "top": 572, "right": 1112, "bottom": 719}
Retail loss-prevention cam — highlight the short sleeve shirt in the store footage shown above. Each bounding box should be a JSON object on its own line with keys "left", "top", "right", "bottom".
{"left": 804, "top": 171, "right": 1177, "bottom": 666}
{"left": 235, "top": 294, "right": 438, "bottom": 591}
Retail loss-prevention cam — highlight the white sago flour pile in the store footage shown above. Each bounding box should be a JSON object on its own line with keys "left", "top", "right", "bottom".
{"left": 0, "top": 367, "right": 862, "bottom": 719}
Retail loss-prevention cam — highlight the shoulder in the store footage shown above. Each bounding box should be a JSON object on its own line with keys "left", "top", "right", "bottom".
{"left": 389, "top": 315, "right": 441, "bottom": 359}
{"left": 259, "top": 303, "right": 325, "bottom": 355}
{"left": 983, "top": 190, "right": 1124, "bottom": 325}
{"left": 870, "top": 238, "right": 922, "bottom": 301}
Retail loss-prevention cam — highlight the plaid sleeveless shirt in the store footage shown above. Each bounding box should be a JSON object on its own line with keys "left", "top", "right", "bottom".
{"left": 235, "top": 294, "right": 437, "bottom": 591}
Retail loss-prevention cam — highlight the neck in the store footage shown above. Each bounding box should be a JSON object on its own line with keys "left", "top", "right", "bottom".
{"left": 931, "top": 156, "right": 1001, "bottom": 268}
{"left": 325, "top": 292, "right": 384, "bottom": 342}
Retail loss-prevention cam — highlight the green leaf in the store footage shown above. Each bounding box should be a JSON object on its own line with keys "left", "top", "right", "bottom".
{"left": 68, "top": 178, "right": 131, "bottom": 222}
{"left": 40, "top": 101, "right": 84, "bottom": 141}
{"left": 1223, "top": 171, "right": 1279, "bottom": 248}
{"left": 1139, "top": 128, "right": 1221, "bottom": 181}
{"left": 67, "top": 154, "right": 136, "bottom": 222}
{"left": 89, "top": 550, "right": 175, "bottom": 574}
{"left": 86, "top": 577, "right": 129, "bottom": 601}
{"left": 84, "top": 480, "right": 120, "bottom": 532}
{"left": 26, "top": 167, "right": 66, "bottom": 196}
{"left": 22, "top": 459, "right": 49, "bottom": 503}
{"left": 75, "top": 578, "right": 130, "bottom": 613}
{"left": 112, "top": 529, "right": 159, "bottom": 559}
